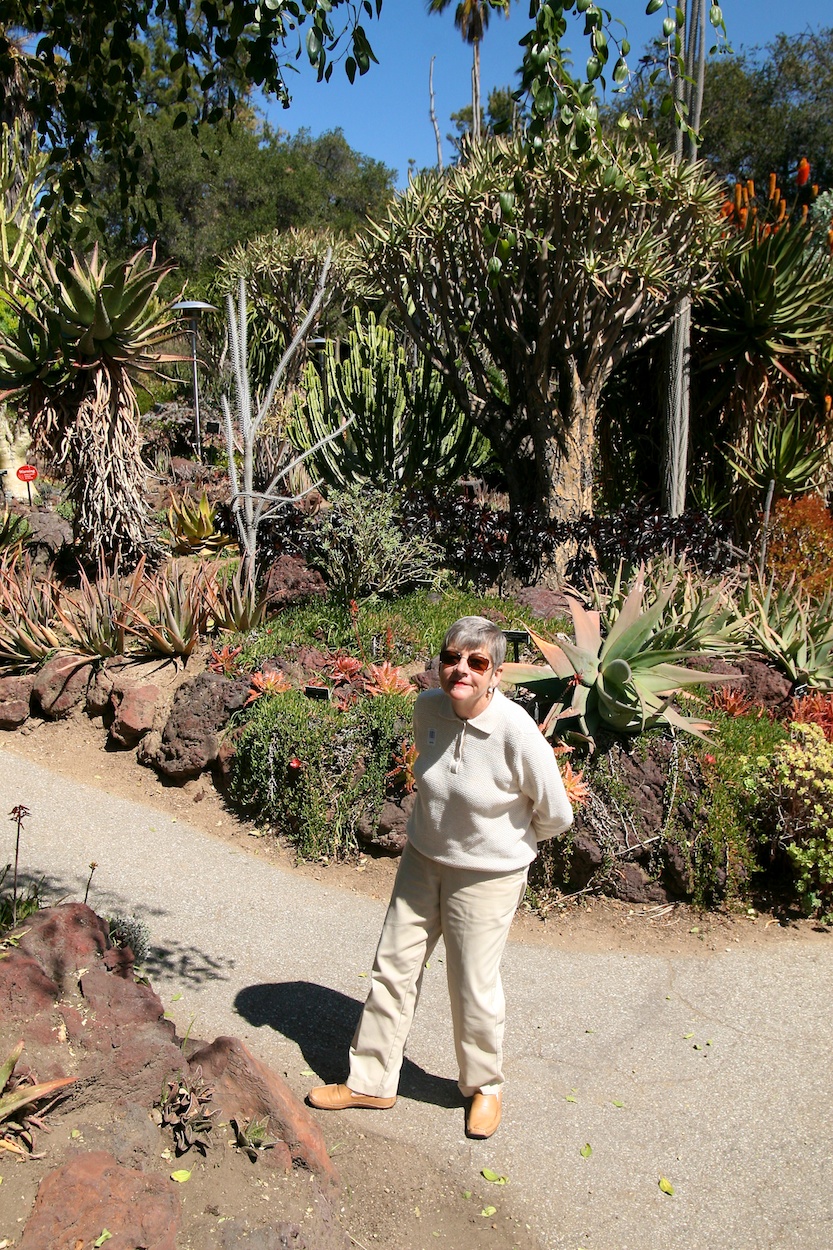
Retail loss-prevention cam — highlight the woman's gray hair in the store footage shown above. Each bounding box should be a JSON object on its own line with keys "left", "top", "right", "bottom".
{"left": 442, "top": 617, "right": 506, "bottom": 668}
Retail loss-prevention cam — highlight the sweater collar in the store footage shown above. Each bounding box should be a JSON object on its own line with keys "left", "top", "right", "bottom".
{"left": 437, "top": 686, "right": 505, "bottom": 735}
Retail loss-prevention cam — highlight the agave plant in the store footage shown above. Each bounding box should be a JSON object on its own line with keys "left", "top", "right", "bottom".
{"left": 167, "top": 491, "right": 235, "bottom": 556}
{"left": 736, "top": 577, "right": 833, "bottom": 691}
{"left": 0, "top": 244, "right": 183, "bottom": 562}
{"left": 503, "top": 566, "right": 729, "bottom": 744}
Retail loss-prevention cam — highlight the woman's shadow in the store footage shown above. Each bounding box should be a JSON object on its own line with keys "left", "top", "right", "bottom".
{"left": 234, "top": 981, "right": 463, "bottom": 1108}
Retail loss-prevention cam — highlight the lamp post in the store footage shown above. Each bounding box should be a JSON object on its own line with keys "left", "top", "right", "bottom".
{"left": 172, "top": 300, "right": 217, "bottom": 461}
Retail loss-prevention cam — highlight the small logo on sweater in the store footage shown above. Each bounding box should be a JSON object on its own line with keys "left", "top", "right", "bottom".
{"left": 427, "top": 727, "right": 437, "bottom": 745}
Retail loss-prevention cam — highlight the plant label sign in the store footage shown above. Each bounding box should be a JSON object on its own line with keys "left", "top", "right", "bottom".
{"left": 16, "top": 465, "right": 38, "bottom": 482}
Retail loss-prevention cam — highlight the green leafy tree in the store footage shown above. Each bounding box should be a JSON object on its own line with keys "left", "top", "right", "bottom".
{"left": 360, "top": 132, "right": 725, "bottom": 524}
{"left": 89, "top": 120, "right": 395, "bottom": 279}
{"left": 617, "top": 29, "right": 833, "bottom": 193}
{"left": 0, "top": 1, "right": 383, "bottom": 231}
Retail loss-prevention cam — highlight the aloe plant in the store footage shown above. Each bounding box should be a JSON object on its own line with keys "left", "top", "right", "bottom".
{"left": 737, "top": 577, "right": 833, "bottom": 691}
{"left": 0, "top": 555, "right": 62, "bottom": 673}
{"left": 504, "top": 566, "right": 729, "bottom": 743}
{"left": 1, "top": 1041, "right": 75, "bottom": 1133}
{"left": 167, "top": 491, "right": 235, "bottom": 556}
{"left": 0, "top": 244, "right": 182, "bottom": 561}
{"left": 205, "top": 564, "right": 268, "bottom": 634}
{"left": 725, "top": 406, "right": 828, "bottom": 500}
{"left": 124, "top": 562, "right": 210, "bottom": 659}
{"left": 55, "top": 555, "right": 146, "bottom": 657}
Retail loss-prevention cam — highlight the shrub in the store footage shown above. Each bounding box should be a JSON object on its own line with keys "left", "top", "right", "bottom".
{"left": 755, "top": 723, "right": 833, "bottom": 921}
{"left": 766, "top": 494, "right": 833, "bottom": 599}
{"left": 228, "top": 689, "right": 414, "bottom": 859}
{"left": 308, "top": 485, "right": 442, "bottom": 604}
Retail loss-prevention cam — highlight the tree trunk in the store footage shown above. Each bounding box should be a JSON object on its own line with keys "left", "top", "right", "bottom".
{"left": 661, "top": 296, "right": 691, "bottom": 515}
{"left": 472, "top": 41, "right": 481, "bottom": 142}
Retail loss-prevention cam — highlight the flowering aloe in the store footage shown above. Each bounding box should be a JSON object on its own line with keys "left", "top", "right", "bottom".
{"left": 504, "top": 567, "right": 728, "bottom": 744}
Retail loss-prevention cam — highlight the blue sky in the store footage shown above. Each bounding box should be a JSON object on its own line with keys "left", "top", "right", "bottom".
{"left": 264, "top": 1, "right": 832, "bottom": 185}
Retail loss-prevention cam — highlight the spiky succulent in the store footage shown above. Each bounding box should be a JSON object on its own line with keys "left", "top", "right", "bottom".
{"left": 503, "top": 566, "right": 729, "bottom": 743}
{"left": 167, "top": 491, "right": 235, "bottom": 556}
{"left": 737, "top": 577, "right": 833, "bottom": 691}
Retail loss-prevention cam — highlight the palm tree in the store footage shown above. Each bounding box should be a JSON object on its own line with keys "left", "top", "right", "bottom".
{"left": 427, "top": 0, "right": 510, "bottom": 143}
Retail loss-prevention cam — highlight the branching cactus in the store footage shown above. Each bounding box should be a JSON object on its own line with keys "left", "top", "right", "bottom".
{"left": 292, "top": 308, "right": 489, "bottom": 489}
{"left": 220, "top": 252, "right": 352, "bottom": 590}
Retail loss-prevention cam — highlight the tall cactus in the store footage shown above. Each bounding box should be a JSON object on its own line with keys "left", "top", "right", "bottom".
{"left": 292, "top": 309, "right": 490, "bottom": 489}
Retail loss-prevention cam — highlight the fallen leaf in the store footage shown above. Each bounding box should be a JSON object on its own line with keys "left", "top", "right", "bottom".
{"left": 683, "top": 1032, "right": 694, "bottom": 1039}
{"left": 414, "top": 1206, "right": 421, "bottom": 1217}
{"left": 480, "top": 1206, "right": 497, "bottom": 1218}
{"left": 358, "top": 972, "right": 367, "bottom": 978}
{"left": 580, "top": 1143, "right": 593, "bottom": 1158}
{"left": 71, "top": 1129, "right": 81, "bottom": 1139}
{"left": 170, "top": 1169, "right": 192, "bottom": 1183}
{"left": 659, "top": 1176, "right": 675, "bottom": 1196}
{"left": 693, "top": 1043, "right": 702, "bottom": 1050}
{"left": 171, "top": 993, "right": 182, "bottom": 1002}
{"left": 565, "top": 1094, "right": 577, "bottom": 1103}
{"left": 612, "top": 1100, "right": 625, "bottom": 1108}
{"left": 481, "top": 1168, "right": 508, "bottom": 1185}
{"left": 300, "top": 1069, "right": 316, "bottom": 1077}
{"left": 94, "top": 1233, "right": 113, "bottom": 1247}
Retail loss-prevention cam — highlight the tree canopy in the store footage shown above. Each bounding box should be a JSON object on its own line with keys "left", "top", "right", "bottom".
{"left": 618, "top": 28, "right": 833, "bottom": 192}
{"left": 0, "top": 0, "right": 383, "bottom": 228}
{"left": 360, "top": 132, "right": 726, "bottom": 522}
{"left": 89, "top": 119, "right": 396, "bottom": 280}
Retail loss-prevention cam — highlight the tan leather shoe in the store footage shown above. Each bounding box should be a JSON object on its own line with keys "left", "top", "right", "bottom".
{"left": 466, "top": 1090, "right": 502, "bottom": 1139}
{"left": 307, "top": 1083, "right": 396, "bottom": 1111}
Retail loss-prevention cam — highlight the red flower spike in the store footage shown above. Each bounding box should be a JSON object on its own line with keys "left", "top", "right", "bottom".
{"left": 796, "top": 158, "right": 811, "bottom": 187}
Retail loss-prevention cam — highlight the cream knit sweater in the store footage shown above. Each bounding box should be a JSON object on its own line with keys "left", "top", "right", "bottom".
{"left": 406, "top": 687, "right": 574, "bottom": 872}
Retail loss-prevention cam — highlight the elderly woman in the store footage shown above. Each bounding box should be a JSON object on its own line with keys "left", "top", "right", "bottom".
{"left": 309, "top": 616, "right": 573, "bottom": 1138}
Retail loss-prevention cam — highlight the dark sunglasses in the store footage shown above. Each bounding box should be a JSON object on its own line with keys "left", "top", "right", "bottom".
{"left": 439, "top": 649, "right": 492, "bottom": 674}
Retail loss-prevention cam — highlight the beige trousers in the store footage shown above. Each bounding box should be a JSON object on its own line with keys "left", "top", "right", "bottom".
{"left": 348, "top": 842, "right": 528, "bottom": 1099}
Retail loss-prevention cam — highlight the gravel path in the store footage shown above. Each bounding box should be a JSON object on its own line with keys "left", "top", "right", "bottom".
{"left": 3, "top": 746, "right": 832, "bottom": 1250}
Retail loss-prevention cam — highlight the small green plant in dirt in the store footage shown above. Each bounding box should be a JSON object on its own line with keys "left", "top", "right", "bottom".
{"left": 1, "top": 1040, "right": 76, "bottom": 1156}
{"left": 159, "top": 1069, "right": 219, "bottom": 1156}
{"left": 229, "top": 689, "right": 414, "bottom": 859}
{"left": 108, "top": 914, "right": 151, "bottom": 965}
{"left": 231, "top": 1115, "right": 280, "bottom": 1161}
{"left": 754, "top": 723, "right": 833, "bottom": 921}
{"left": 308, "top": 484, "right": 443, "bottom": 604}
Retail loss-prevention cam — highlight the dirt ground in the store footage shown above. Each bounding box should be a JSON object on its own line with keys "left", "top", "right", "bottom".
{"left": 2, "top": 696, "right": 830, "bottom": 1250}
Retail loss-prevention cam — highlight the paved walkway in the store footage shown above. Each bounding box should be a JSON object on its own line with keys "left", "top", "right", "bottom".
{"left": 2, "top": 747, "right": 832, "bottom": 1250}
